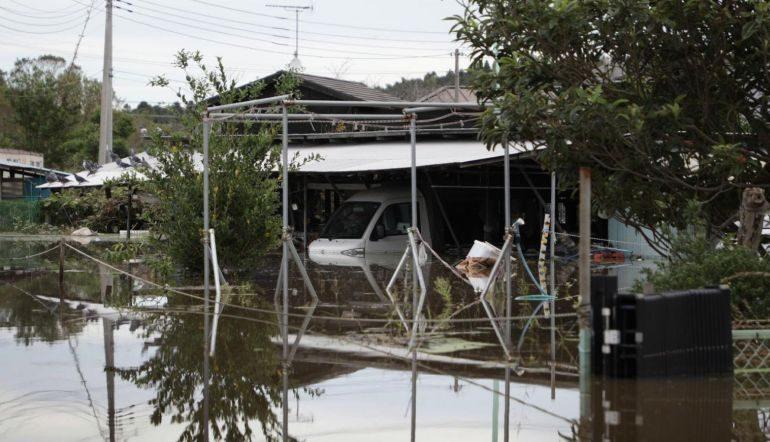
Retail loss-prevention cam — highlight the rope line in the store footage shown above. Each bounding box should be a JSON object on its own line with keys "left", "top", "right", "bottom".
{"left": 1, "top": 244, "right": 61, "bottom": 261}
{"left": 55, "top": 305, "right": 578, "bottom": 425}
{"left": 62, "top": 242, "right": 578, "bottom": 325}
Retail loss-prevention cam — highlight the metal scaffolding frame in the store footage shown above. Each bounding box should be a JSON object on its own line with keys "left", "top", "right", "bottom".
{"left": 201, "top": 95, "right": 556, "bottom": 441}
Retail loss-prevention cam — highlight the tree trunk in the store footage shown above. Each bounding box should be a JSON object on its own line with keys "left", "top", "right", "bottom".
{"left": 736, "top": 187, "right": 768, "bottom": 251}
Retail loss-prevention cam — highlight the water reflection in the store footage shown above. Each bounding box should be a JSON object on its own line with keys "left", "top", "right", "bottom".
{"left": 0, "top": 239, "right": 769, "bottom": 441}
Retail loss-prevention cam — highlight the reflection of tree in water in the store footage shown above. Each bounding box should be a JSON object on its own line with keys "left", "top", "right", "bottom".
{"left": 117, "top": 301, "right": 285, "bottom": 441}
{"left": 0, "top": 283, "right": 88, "bottom": 345}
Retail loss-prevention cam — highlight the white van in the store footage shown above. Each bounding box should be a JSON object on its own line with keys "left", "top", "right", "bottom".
{"left": 308, "top": 187, "right": 432, "bottom": 257}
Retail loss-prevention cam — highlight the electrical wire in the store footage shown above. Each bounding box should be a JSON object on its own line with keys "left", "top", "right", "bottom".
{"left": 0, "top": 6, "right": 91, "bottom": 22}
{"left": 182, "top": 0, "right": 449, "bottom": 35}
{"left": 186, "top": 0, "right": 289, "bottom": 21}
{"left": 130, "top": 0, "right": 456, "bottom": 50}
{"left": 113, "top": 5, "right": 452, "bottom": 58}
{"left": 0, "top": 20, "right": 87, "bottom": 35}
{"left": 111, "top": 11, "right": 450, "bottom": 60}
{"left": 7, "top": 1, "right": 90, "bottom": 17}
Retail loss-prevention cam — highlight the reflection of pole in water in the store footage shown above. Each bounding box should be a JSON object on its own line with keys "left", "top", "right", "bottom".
{"left": 410, "top": 348, "right": 417, "bottom": 442}
{"left": 492, "top": 379, "right": 500, "bottom": 442}
{"left": 282, "top": 360, "right": 289, "bottom": 441}
{"left": 103, "top": 317, "right": 115, "bottom": 442}
{"left": 98, "top": 263, "right": 113, "bottom": 304}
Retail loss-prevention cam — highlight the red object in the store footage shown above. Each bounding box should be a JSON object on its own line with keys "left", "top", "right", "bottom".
{"left": 593, "top": 250, "right": 626, "bottom": 264}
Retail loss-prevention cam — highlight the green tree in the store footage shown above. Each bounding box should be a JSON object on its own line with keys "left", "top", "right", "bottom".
{"left": 4, "top": 55, "right": 101, "bottom": 167}
{"left": 0, "top": 70, "right": 22, "bottom": 146}
{"left": 452, "top": 1, "right": 770, "bottom": 249}
{"left": 143, "top": 50, "right": 304, "bottom": 273}
{"left": 379, "top": 69, "right": 473, "bottom": 100}
{"left": 59, "top": 108, "right": 136, "bottom": 169}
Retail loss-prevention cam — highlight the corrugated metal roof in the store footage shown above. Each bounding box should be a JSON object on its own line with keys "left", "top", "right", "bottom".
{"left": 291, "top": 140, "right": 535, "bottom": 173}
{"left": 0, "top": 159, "right": 65, "bottom": 177}
{"left": 295, "top": 73, "right": 401, "bottom": 102}
{"left": 0, "top": 148, "right": 43, "bottom": 156}
{"left": 418, "top": 86, "right": 477, "bottom": 103}
{"left": 36, "top": 152, "right": 176, "bottom": 189}
{"left": 38, "top": 141, "right": 538, "bottom": 188}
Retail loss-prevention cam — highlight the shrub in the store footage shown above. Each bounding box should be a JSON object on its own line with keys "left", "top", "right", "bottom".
{"left": 40, "top": 187, "right": 144, "bottom": 233}
{"left": 143, "top": 51, "right": 309, "bottom": 274}
{"left": 637, "top": 234, "right": 770, "bottom": 319}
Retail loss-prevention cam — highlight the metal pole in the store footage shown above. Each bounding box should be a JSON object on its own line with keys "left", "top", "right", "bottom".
{"left": 303, "top": 175, "right": 308, "bottom": 257}
{"left": 58, "top": 238, "right": 65, "bottom": 303}
{"left": 98, "top": 0, "right": 113, "bottom": 165}
{"left": 286, "top": 99, "right": 487, "bottom": 108}
{"left": 454, "top": 49, "right": 460, "bottom": 103}
{"left": 126, "top": 187, "right": 131, "bottom": 241}
{"left": 206, "top": 94, "right": 290, "bottom": 113}
{"left": 550, "top": 171, "right": 557, "bottom": 399}
{"left": 578, "top": 167, "right": 592, "bottom": 429}
{"left": 503, "top": 139, "right": 512, "bottom": 442}
{"left": 409, "top": 112, "right": 418, "bottom": 442}
{"left": 410, "top": 115, "right": 417, "bottom": 229}
{"left": 202, "top": 119, "right": 211, "bottom": 442}
{"left": 281, "top": 104, "right": 290, "bottom": 442}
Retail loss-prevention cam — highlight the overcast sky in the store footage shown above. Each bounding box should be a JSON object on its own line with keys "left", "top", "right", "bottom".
{"left": 0, "top": 0, "right": 470, "bottom": 106}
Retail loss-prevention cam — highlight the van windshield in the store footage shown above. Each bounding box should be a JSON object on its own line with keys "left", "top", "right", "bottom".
{"left": 320, "top": 201, "right": 380, "bottom": 239}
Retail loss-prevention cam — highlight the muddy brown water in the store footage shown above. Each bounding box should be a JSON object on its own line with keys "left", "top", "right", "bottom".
{"left": 0, "top": 238, "right": 767, "bottom": 441}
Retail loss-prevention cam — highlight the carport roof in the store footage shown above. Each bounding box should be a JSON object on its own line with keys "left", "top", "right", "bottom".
{"left": 291, "top": 139, "right": 537, "bottom": 173}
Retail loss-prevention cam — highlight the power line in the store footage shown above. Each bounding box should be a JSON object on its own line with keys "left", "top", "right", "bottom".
{"left": 71, "top": 0, "right": 99, "bottom": 67}
{"left": 0, "top": 8, "right": 91, "bottom": 27}
{"left": 124, "top": 4, "right": 448, "bottom": 57}
{"left": 186, "top": 0, "right": 289, "bottom": 20}
{"left": 132, "top": 0, "right": 451, "bottom": 46}
{"left": 110, "top": 11, "right": 450, "bottom": 60}
{"left": 0, "top": 5, "right": 90, "bottom": 20}
{"left": 7, "top": 0, "right": 89, "bottom": 17}
{"left": 297, "top": 17, "right": 451, "bottom": 35}
{"left": 183, "top": 0, "right": 449, "bottom": 35}
{"left": 131, "top": 0, "right": 456, "bottom": 52}
{"left": 0, "top": 20, "right": 87, "bottom": 35}
{"left": 125, "top": 1, "right": 291, "bottom": 39}
{"left": 0, "top": 41, "right": 466, "bottom": 78}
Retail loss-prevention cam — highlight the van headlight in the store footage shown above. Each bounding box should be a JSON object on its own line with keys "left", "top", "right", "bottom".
{"left": 341, "top": 248, "right": 365, "bottom": 257}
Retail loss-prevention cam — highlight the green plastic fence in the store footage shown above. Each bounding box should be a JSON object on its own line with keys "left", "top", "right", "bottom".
{"left": 0, "top": 198, "right": 43, "bottom": 231}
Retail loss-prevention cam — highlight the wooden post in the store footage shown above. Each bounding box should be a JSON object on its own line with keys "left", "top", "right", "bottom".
{"left": 58, "top": 238, "right": 65, "bottom": 302}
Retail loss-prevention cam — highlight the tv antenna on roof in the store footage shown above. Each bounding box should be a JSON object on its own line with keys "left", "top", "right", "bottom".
{"left": 267, "top": 3, "right": 313, "bottom": 70}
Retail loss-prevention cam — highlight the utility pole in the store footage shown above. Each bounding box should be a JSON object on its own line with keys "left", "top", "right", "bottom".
{"left": 454, "top": 48, "right": 460, "bottom": 102}
{"left": 98, "top": 0, "right": 113, "bottom": 165}
{"left": 267, "top": 3, "right": 312, "bottom": 70}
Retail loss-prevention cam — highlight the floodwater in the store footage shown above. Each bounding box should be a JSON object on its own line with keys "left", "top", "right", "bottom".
{"left": 0, "top": 237, "right": 768, "bottom": 441}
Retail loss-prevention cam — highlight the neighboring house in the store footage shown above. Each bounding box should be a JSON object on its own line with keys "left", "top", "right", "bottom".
{"left": 242, "top": 71, "right": 402, "bottom": 103}
{"left": 0, "top": 159, "right": 61, "bottom": 200}
{"left": 0, "top": 148, "right": 44, "bottom": 168}
{"left": 418, "top": 86, "right": 477, "bottom": 103}
{"left": 42, "top": 72, "right": 658, "bottom": 258}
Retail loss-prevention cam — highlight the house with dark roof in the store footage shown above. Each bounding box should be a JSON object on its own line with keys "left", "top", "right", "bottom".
{"left": 258, "top": 71, "right": 401, "bottom": 103}
{"left": 219, "top": 70, "right": 476, "bottom": 142}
